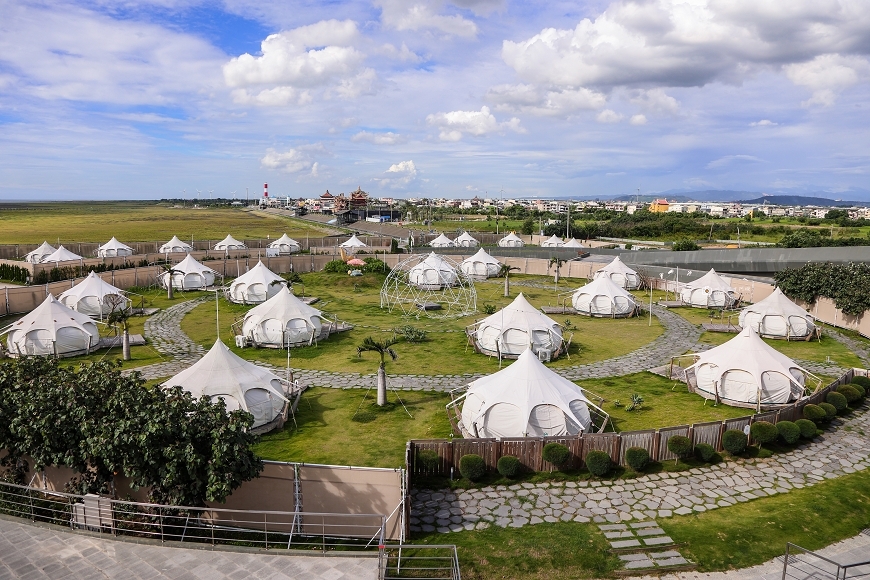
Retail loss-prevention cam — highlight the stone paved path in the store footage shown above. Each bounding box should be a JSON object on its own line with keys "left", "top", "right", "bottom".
{"left": 124, "top": 299, "right": 208, "bottom": 380}
{"left": 824, "top": 326, "right": 870, "bottom": 368}
{"left": 409, "top": 401, "right": 870, "bottom": 534}
{"left": 0, "top": 516, "right": 377, "bottom": 580}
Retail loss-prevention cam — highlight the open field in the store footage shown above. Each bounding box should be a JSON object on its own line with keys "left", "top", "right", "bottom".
{"left": 0, "top": 202, "right": 328, "bottom": 244}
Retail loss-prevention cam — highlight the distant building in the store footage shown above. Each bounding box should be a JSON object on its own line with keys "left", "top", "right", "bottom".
{"left": 649, "top": 199, "right": 670, "bottom": 213}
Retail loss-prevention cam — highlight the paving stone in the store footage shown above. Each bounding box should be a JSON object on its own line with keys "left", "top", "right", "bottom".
{"left": 610, "top": 539, "right": 642, "bottom": 549}
{"left": 643, "top": 536, "right": 675, "bottom": 546}
{"left": 624, "top": 559, "right": 656, "bottom": 569}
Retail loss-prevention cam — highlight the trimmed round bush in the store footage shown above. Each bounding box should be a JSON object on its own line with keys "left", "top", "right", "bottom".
{"left": 585, "top": 450, "right": 612, "bottom": 477}
{"left": 848, "top": 381, "right": 866, "bottom": 398}
{"left": 819, "top": 402, "right": 838, "bottom": 420}
{"left": 850, "top": 376, "right": 870, "bottom": 392}
{"left": 694, "top": 443, "right": 716, "bottom": 463}
{"left": 542, "top": 442, "right": 571, "bottom": 467}
{"left": 776, "top": 420, "right": 801, "bottom": 445}
{"left": 497, "top": 456, "right": 522, "bottom": 479}
{"left": 722, "top": 429, "right": 748, "bottom": 455}
{"left": 750, "top": 421, "right": 779, "bottom": 449}
{"left": 458, "top": 454, "right": 486, "bottom": 481}
{"left": 803, "top": 403, "right": 826, "bottom": 424}
{"left": 624, "top": 447, "right": 650, "bottom": 472}
{"left": 837, "top": 385, "right": 861, "bottom": 405}
{"left": 826, "top": 391, "right": 848, "bottom": 414}
{"left": 796, "top": 418, "right": 818, "bottom": 439}
{"left": 417, "top": 449, "right": 440, "bottom": 472}
{"left": 667, "top": 435, "right": 692, "bottom": 459}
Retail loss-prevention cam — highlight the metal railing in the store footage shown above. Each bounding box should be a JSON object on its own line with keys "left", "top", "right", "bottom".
{"left": 782, "top": 542, "right": 870, "bottom": 580}
{"left": 379, "top": 544, "right": 461, "bottom": 579}
{"left": 0, "top": 480, "right": 385, "bottom": 553}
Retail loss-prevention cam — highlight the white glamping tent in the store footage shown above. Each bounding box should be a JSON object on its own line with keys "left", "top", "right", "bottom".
{"left": 3, "top": 295, "right": 99, "bottom": 357}
{"left": 214, "top": 235, "right": 247, "bottom": 251}
{"left": 541, "top": 235, "right": 565, "bottom": 247}
{"left": 159, "top": 254, "right": 217, "bottom": 290}
{"left": 451, "top": 349, "right": 606, "bottom": 438}
{"left": 58, "top": 272, "right": 131, "bottom": 317}
{"left": 498, "top": 232, "right": 524, "bottom": 248}
{"left": 159, "top": 236, "right": 193, "bottom": 254}
{"left": 460, "top": 249, "right": 502, "bottom": 280}
{"left": 241, "top": 286, "right": 324, "bottom": 348}
{"left": 97, "top": 237, "right": 134, "bottom": 257}
{"left": 470, "top": 293, "right": 564, "bottom": 359}
{"left": 162, "top": 340, "right": 292, "bottom": 428}
{"left": 408, "top": 252, "right": 459, "bottom": 289}
{"left": 25, "top": 242, "right": 55, "bottom": 264}
{"left": 571, "top": 276, "right": 639, "bottom": 317}
{"left": 684, "top": 327, "right": 812, "bottom": 409}
{"left": 227, "top": 261, "right": 286, "bottom": 304}
{"left": 41, "top": 246, "right": 82, "bottom": 264}
{"left": 739, "top": 288, "right": 817, "bottom": 340}
{"left": 454, "top": 232, "right": 479, "bottom": 248}
{"left": 563, "top": 238, "right": 586, "bottom": 248}
{"left": 593, "top": 257, "right": 640, "bottom": 290}
{"left": 339, "top": 234, "right": 367, "bottom": 253}
{"left": 680, "top": 269, "right": 739, "bottom": 308}
{"left": 268, "top": 234, "right": 301, "bottom": 254}
{"left": 429, "top": 233, "right": 454, "bottom": 248}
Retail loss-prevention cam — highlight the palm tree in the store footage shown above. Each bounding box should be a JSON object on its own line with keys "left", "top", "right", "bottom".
{"left": 161, "top": 265, "right": 184, "bottom": 300}
{"left": 106, "top": 306, "right": 132, "bottom": 361}
{"left": 498, "top": 264, "right": 521, "bottom": 297}
{"left": 550, "top": 257, "right": 565, "bottom": 285}
{"left": 357, "top": 336, "right": 399, "bottom": 406}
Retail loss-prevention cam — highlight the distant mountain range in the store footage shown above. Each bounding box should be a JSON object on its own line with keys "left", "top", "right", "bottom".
{"left": 572, "top": 189, "right": 870, "bottom": 206}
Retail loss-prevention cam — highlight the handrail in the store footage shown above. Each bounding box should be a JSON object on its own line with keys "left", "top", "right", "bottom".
{"left": 782, "top": 542, "right": 870, "bottom": 580}
{"left": 379, "top": 544, "right": 461, "bottom": 580}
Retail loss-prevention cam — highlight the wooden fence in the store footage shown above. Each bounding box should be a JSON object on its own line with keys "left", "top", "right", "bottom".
{"left": 407, "top": 368, "right": 861, "bottom": 479}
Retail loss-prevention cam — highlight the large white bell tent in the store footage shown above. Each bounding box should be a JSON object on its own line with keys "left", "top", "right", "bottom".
{"left": 541, "top": 235, "right": 565, "bottom": 247}
{"left": 470, "top": 293, "right": 564, "bottom": 359}
{"left": 162, "top": 340, "right": 292, "bottom": 428}
{"left": 684, "top": 327, "right": 814, "bottom": 409}
{"left": 451, "top": 349, "right": 607, "bottom": 438}
{"left": 408, "top": 252, "right": 459, "bottom": 290}
{"left": 41, "top": 245, "right": 82, "bottom": 264}
{"left": 24, "top": 242, "right": 56, "bottom": 264}
{"left": 97, "top": 237, "right": 134, "bottom": 257}
{"left": 159, "top": 236, "right": 193, "bottom": 254}
{"left": 454, "top": 231, "right": 479, "bottom": 248}
{"left": 58, "top": 272, "right": 131, "bottom": 317}
{"left": 339, "top": 234, "right": 368, "bottom": 253}
{"left": 460, "top": 248, "right": 502, "bottom": 280}
{"left": 268, "top": 234, "right": 301, "bottom": 254}
{"left": 593, "top": 256, "right": 640, "bottom": 290}
{"left": 497, "top": 232, "right": 524, "bottom": 248}
{"left": 241, "top": 286, "right": 325, "bottom": 347}
{"left": 227, "top": 261, "right": 285, "bottom": 304}
{"left": 563, "top": 238, "right": 586, "bottom": 249}
{"left": 429, "top": 233, "right": 454, "bottom": 248}
{"left": 571, "top": 276, "right": 639, "bottom": 318}
{"left": 2, "top": 295, "right": 99, "bottom": 357}
{"left": 739, "top": 288, "right": 817, "bottom": 340}
{"left": 159, "top": 254, "right": 218, "bottom": 290}
{"left": 214, "top": 234, "right": 247, "bottom": 251}
{"left": 680, "top": 268, "right": 739, "bottom": 308}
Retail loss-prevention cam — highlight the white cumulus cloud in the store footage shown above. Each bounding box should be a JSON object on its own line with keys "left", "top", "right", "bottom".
{"left": 487, "top": 84, "right": 606, "bottom": 116}
{"left": 750, "top": 119, "right": 778, "bottom": 126}
{"left": 427, "top": 106, "right": 523, "bottom": 140}
{"left": 596, "top": 109, "right": 623, "bottom": 123}
{"left": 629, "top": 114, "right": 647, "bottom": 125}
{"left": 260, "top": 145, "right": 324, "bottom": 174}
{"left": 377, "top": 160, "right": 418, "bottom": 188}
{"left": 784, "top": 54, "right": 870, "bottom": 106}
{"left": 706, "top": 154, "right": 763, "bottom": 169}
{"left": 376, "top": 0, "right": 479, "bottom": 37}
{"left": 352, "top": 131, "right": 406, "bottom": 145}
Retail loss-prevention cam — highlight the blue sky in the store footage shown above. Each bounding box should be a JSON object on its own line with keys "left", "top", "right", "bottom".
{"left": 1, "top": 0, "right": 869, "bottom": 200}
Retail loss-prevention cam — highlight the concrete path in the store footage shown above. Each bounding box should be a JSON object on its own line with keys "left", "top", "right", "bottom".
{"left": 0, "top": 516, "right": 377, "bottom": 580}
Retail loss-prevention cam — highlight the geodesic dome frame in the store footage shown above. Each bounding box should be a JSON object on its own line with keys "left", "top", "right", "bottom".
{"left": 380, "top": 253, "right": 477, "bottom": 318}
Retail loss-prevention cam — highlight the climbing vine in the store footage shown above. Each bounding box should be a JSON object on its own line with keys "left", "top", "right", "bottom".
{"left": 774, "top": 262, "right": 870, "bottom": 317}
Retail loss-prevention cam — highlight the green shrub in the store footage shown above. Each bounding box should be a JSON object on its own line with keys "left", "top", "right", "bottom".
{"left": 585, "top": 450, "right": 612, "bottom": 477}
{"left": 819, "top": 402, "right": 838, "bottom": 420}
{"left": 850, "top": 376, "right": 870, "bottom": 394}
{"left": 826, "top": 391, "right": 848, "bottom": 414}
{"left": 482, "top": 303, "right": 497, "bottom": 315}
{"left": 497, "top": 456, "right": 522, "bottom": 479}
{"left": 666, "top": 435, "right": 692, "bottom": 463}
{"left": 749, "top": 421, "right": 778, "bottom": 449}
{"left": 323, "top": 259, "right": 350, "bottom": 273}
{"left": 775, "top": 420, "right": 801, "bottom": 445}
{"left": 795, "top": 418, "right": 818, "bottom": 439}
{"left": 848, "top": 380, "right": 866, "bottom": 398}
{"left": 458, "top": 454, "right": 486, "bottom": 481}
{"left": 722, "top": 429, "right": 748, "bottom": 455}
{"left": 361, "top": 257, "right": 391, "bottom": 274}
{"left": 672, "top": 239, "right": 700, "bottom": 251}
{"left": 837, "top": 385, "right": 861, "bottom": 405}
{"left": 542, "top": 442, "right": 571, "bottom": 467}
{"left": 417, "top": 449, "right": 440, "bottom": 471}
{"left": 624, "top": 447, "right": 650, "bottom": 472}
{"left": 694, "top": 443, "right": 716, "bottom": 462}
{"left": 803, "top": 403, "right": 826, "bottom": 424}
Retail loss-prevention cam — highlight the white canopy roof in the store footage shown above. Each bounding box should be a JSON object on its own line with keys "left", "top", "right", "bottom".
{"left": 58, "top": 272, "right": 129, "bottom": 316}
{"left": 685, "top": 268, "right": 734, "bottom": 292}
{"left": 244, "top": 286, "right": 323, "bottom": 330}
{"left": 25, "top": 242, "right": 55, "bottom": 263}
{"left": 228, "top": 261, "right": 285, "bottom": 303}
{"left": 474, "top": 293, "right": 563, "bottom": 357}
{"left": 596, "top": 256, "right": 637, "bottom": 276}
{"left": 429, "top": 233, "right": 454, "bottom": 247}
{"left": 593, "top": 256, "right": 640, "bottom": 289}
{"left": 742, "top": 288, "right": 812, "bottom": 321}
{"left": 739, "top": 287, "right": 816, "bottom": 338}
{"left": 98, "top": 237, "right": 133, "bottom": 253}
{"left": 5, "top": 294, "right": 99, "bottom": 356}
{"left": 563, "top": 238, "right": 585, "bottom": 248}
{"left": 215, "top": 234, "right": 247, "bottom": 250}
{"left": 408, "top": 252, "right": 459, "bottom": 288}
{"left": 541, "top": 235, "right": 564, "bottom": 247}
{"left": 454, "top": 232, "right": 479, "bottom": 246}
{"left": 233, "top": 260, "right": 284, "bottom": 288}
{"left": 462, "top": 248, "right": 500, "bottom": 267}
{"left": 340, "top": 234, "right": 367, "bottom": 248}
{"left": 498, "top": 232, "right": 524, "bottom": 247}
{"left": 41, "top": 245, "right": 82, "bottom": 263}
{"left": 268, "top": 234, "right": 300, "bottom": 251}
{"left": 572, "top": 276, "right": 637, "bottom": 314}
{"left": 159, "top": 236, "right": 193, "bottom": 253}
{"left": 460, "top": 248, "right": 501, "bottom": 279}
{"left": 173, "top": 254, "right": 218, "bottom": 276}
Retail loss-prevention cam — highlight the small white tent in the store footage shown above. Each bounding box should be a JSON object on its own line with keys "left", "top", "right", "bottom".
{"left": 268, "top": 234, "right": 301, "bottom": 254}
{"left": 25, "top": 242, "right": 55, "bottom": 264}
{"left": 455, "top": 349, "right": 604, "bottom": 438}
{"left": 159, "top": 254, "right": 217, "bottom": 290}
{"left": 41, "top": 246, "right": 82, "bottom": 264}
{"left": 58, "top": 272, "right": 130, "bottom": 317}
{"left": 408, "top": 252, "right": 459, "bottom": 289}
{"left": 498, "top": 232, "right": 524, "bottom": 248}
{"left": 460, "top": 248, "right": 501, "bottom": 280}
{"left": 429, "top": 233, "right": 454, "bottom": 248}
{"left": 685, "top": 327, "right": 810, "bottom": 408}
{"left": 571, "top": 276, "right": 638, "bottom": 317}
{"left": 3, "top": 295, "right": 99, "bottom": 357}
{"left": 159, "top": 236, "right": 193, "bottom": 254}
{"left": 214, "top": 235, "right": 247, "bottom": 251}
{"left": 454, "top": 232, "right": 479, "bottom": 248}
{"left": 162, "top": 340, "right": 291, "bottom": 428}
{"left": 739, "top": 288, "right": 816, "bottom": 340}
{"left": 339, "top": 234, "right": 368, "bottom": 253}
{"left": 593, "top": 256, "right": 640, "bottom": 290}
{"left": 680, "top": 268, "right": 738, "bottom": 308}
{"left": 97, "top": 237, "right": 134, "bottom": 257}
{"left": 541, "top": 235, "right": 565, "bottom": 247}
{"left": 227, "top": 261, "right": 286, "bottom": 304}
{"left": 563, "top": 238, "right": 586, "bottom": 248}
{"left": 241, "top": 286, "right": 324, "bottom": 347}
{"left": 471, "top": 293, "right": 563, "bottom": 358}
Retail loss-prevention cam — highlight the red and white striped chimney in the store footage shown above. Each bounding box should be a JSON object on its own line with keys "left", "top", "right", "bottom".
{"left": 263, "top": 183, "right": 269, "bottom": 198}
